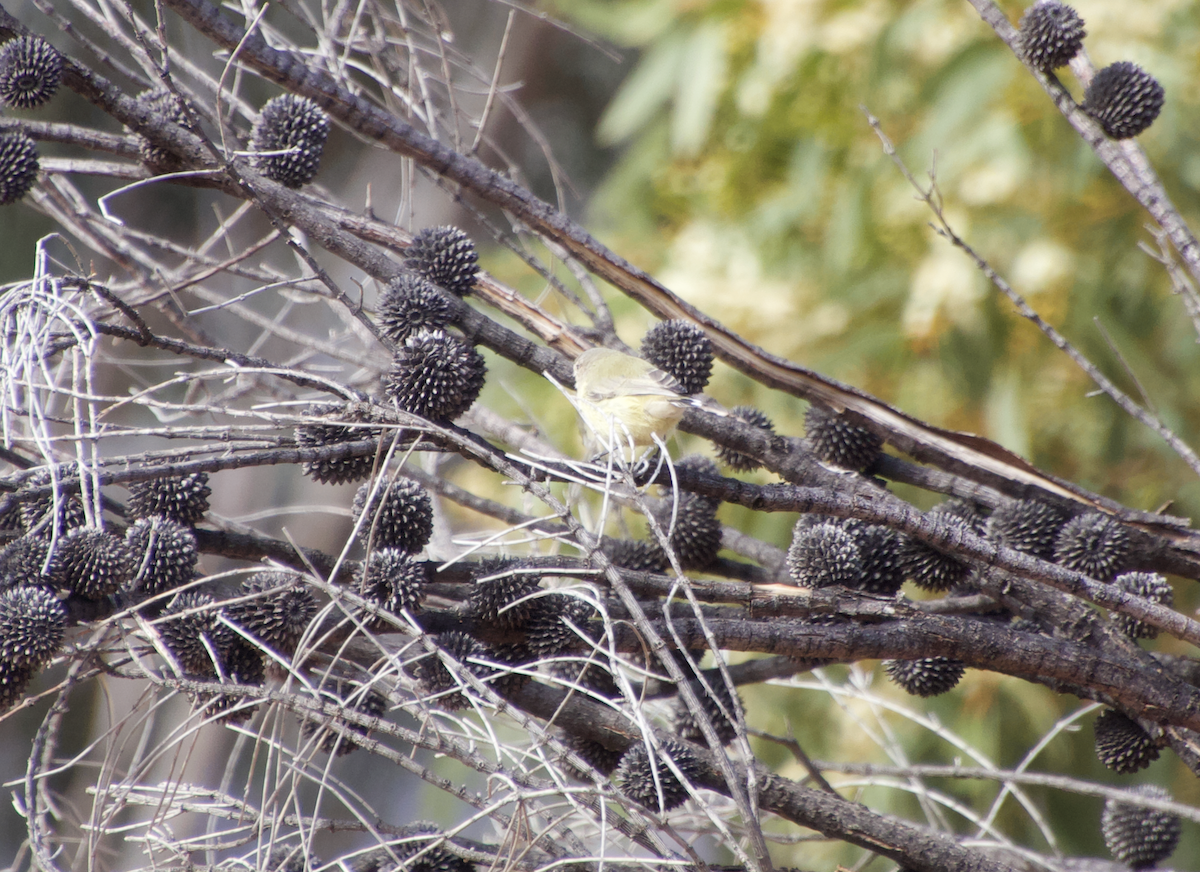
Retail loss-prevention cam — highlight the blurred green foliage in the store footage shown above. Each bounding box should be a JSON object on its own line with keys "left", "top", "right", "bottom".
{"left": 527, "top": 0, "right": 1200, "bottom": 865}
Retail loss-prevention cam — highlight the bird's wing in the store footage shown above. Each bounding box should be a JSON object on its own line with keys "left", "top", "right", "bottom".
{"left": 586, "top": 366, "right": 686, "bottom": 402}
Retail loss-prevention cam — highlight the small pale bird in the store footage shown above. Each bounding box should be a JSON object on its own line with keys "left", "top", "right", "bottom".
{"left": 572, "top": 347, "right": 693, "bottom": 455}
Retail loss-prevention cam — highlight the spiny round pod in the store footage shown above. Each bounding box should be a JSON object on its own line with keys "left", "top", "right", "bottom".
{"left": 389, "top": 824, "right": 475, "bottom": 872}
{"left": 1054, "top": 512, "right": 1132, "bottom": 581}
{"left": 614, "top": 737, "right": 701, "bottom": 812}
{"left": 127, "top": 471, "right": 211, "bottom": 526}
{"left": 483, "top": 642, "right": 535, "bottom": 695}
{"left": 674, "top": 676, "right": 742, "bottom": 747}
{"left": 18, "top": 470, "right": 85, "bottom": 536}
{"left": 49, "top": 527, "right": 133, "bottom": 599}
{"left": 1017, "top": 1, "right": 1085, "bottom": 71}
{"left": 0, "top": 130, "right": 38, "bottom": 205}
{"left": 132, "top": 89, "right": 190, "bottom": 170}
{"left": 663, "top": 492, "right": 722, "bottom": 569}
{"left": 526, "top": 596, "right": 599, "bottom": 656}
{"left": 0, "top": 660, "right": 35, "bottom": 711}
{"left": 1102, "top": 785, "right": 1181, "bottom": 869}
{"left": 0, "top": 585, "right": 65, "bottom": 669}
{"left": 985, "top": 499, "right": 1069, "bottom": 561}
{"left": 0, "top": 36, "right": 62, "bottom": 109}
{"left": 385, "top": 328, "right": 486, "bottom": 422}
{"left": 302, "top": 680, "right": 388, "bottom": 756}
{"left": 1094, "top": 708, "right": 1160, "bottom": 774}
{"left": 884, "top": 657, "right": 965, "bottom": 697}
{"left": 251, "top": 94, "right": 330, "bottom": 188}
{"left": 895, "top": 501, "right": 976, "bottom": 593}
{"left": 377, "top": 274, "right": 453, "bottom": 343}
{"left": 561, "top": 730, "right": 625, "bottom": 777}
{"left": 602, "top": 537, "right": 668, "bottom": 572}
{"left": 125, "top": 516, "right": 199, "bottom": 598}
{"left": 1084, "top": 62, "right": 1164, "bottom": 140}
{"left": 849, "top": 523, "right": 906, "bottom": 596}
{"left": 804, "top": 405, "right": 882, "bottom": 471}
{"left": 229, "top": 571, "right": 317, "bottom": 658}
{"left": 356, "top": 548, "right": 428, "bottom": 621}
{"left": 1112, "top": 572, "right": 1173, "bottom": 640}
{"left": 786, "top": 521, "right": 862, "bottom": 589}
{"left": 640, "top": 320, "right": 713, "bottom": 395}
{"left": 405, "top": 226, "right": 479, "bottom": 297}
{"left": 201, "top": 636, "right": 266, "bottom": 725}
{"left": 932, "top": 498, "right": 989, "bottom": 534}
{"left": 715, "top": 405, "right": 775, "bottom": 472}
{"left": 263, "top": 846, "right": 321, "bottom": 872}
{"left": 295, "top": 402, "right": 382, "bottom": 485}
{"left": 159, "top": 591, "right": 231, "bottom": 675}
{"left": 0, "top": 535, "right": 52, "bottom": 588}
{"left": 352, "top": 478, "right": 434, "bottom": 552}
{"left": 411, "top": 631, "right": 485, "bottom": 710}
{"left": 468, "top": 569, "right": 542, "bottom": 630}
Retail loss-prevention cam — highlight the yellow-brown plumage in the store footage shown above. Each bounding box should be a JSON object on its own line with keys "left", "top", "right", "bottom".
{"left": 572, "top": 347, "right": 691, "bottom": 451}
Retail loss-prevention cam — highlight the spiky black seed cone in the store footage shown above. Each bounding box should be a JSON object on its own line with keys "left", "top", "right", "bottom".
{"left": 884, "top": 657, "right": 965, "bottom": 697}
{"left": 352, "top": 825, "right": 473, "bottom": 872}
{"left": 896, "top": 537, "right": 968, "bottom": 592}
{"left": 850, "top": 523, "right": 906, "bottom": 595}
{"left": 352, "top": 478, "right": 434, "bottom": 552}
{"left": 378, "top": 274, "right": 453, "bottom": 343}
{"left": 127, "top": 471, "right": 211, "bottom": 525}
{"left": 357, "top": 548, "right": 428, "bottom": 622}
{"left": 715, "top": 405, "right": 774, "bottom": 472}
{"left": 405, "top": 226, "right": 479, "bottom": 298}
{"left": 1094, "top": 708, "right": 1160, "bottom": 773}
{"left": 484, "top": 642, "right": 535, "bottom": 695}
{"left": 202, "top": 637, "right": 265, "bottom": 725}
{"left": 661, "top": 492, "right": 722, "bottom": 569}
{"left": 264, "top": 846, "right": 320, "bottom": 872}
{"left": 0, "top": 37, "right": 62, "bottom": 109}
{"left": 932, "top": 499, "right": 989, "bottom": 534}
{"left": 1111, "top": 571, "right": 1173, "bottom": 640}
{"left": 614, "top": 737, "right": 701, "bottom": 812}
{"left": 675, "top": 677, "right": 741, "bottom": 746}
{"left": 561, "top": 731, "right": 625, "bottom": 777}
{"left": 602, "top": 537, "right": 668, "bottom": 572}
{"left": 804, "top": 405, "right": 882, "bottom": 471}
{"left": 0, "top": 130, "right": 38, "bottom": 205}
{"left": 125, "top": 516, "right": 198, "bottom": 598}
{"left": 295, "top": 402, "right": 382, "bottom": 485}
{"left": 1054, "top": 512, "right": 1132, "bottom": 581}
{"left": 526, "top": 596, "right": 599, "bottom": 656}
{"left": 50, "top": 527, "right": 132, "bottom": 599}
{"left": 229, "top": 571, "right": 317, "bottom": 657}
{"left": 1102, "top": 785, "right": 1180, "bottom": 869}
{"left": 1018, "top": 0, "right": 1085, "bottom": 70}
{"left": 469, "top": 571, "right": 541, "bottom": 630}
{"left": 1084, "top": 62, "right": 1164, "bottom": 140}
{"left": 385, "top": 328, "right": 486, "bottom": 422}
{"left": 640, "top": 320, "right": 713, "bottom": 395}
{"left": 786, "top": 521, "right": 862, "bottom": 589}
{"left": 985, "top": 499, "right": 1069, "bottom": 561}
{"left": 132, "top": 89, "right": 189, "bottom": 170}
{"left": 302, "top": 680, "right": 387, "bottom": 756}
{"left": 0, "top": 585, "right": 64, "bottom": 668}
{"left": 411, "top": 631, "right": 484, "bottom": 710}
{"left": 551, "top": 656, "right": 622, "bottom": 701}
{"left": 160, "top": 591, "right": 231, "bottom": 675}
{"left": 0, "top": 660, "right": 34, "bottom": 711}
{"left": 251, "top": 94, "right": 330, "bottom": 188}
{"left": 18, "top": 470, "right": 85, "bottom": 536}
{"left": 0, "top": 535, "right": 52, "bottom": 588}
